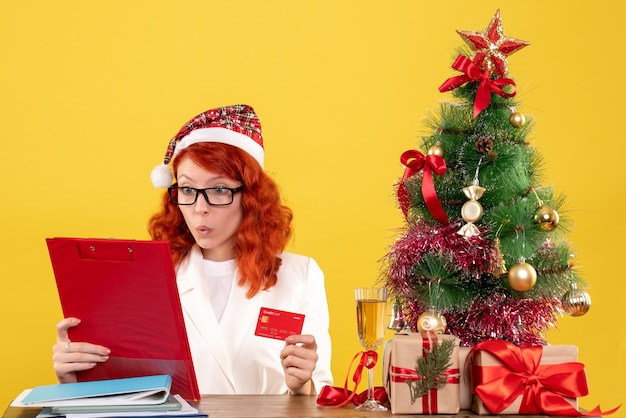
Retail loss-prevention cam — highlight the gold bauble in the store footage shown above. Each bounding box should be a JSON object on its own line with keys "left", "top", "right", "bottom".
{"left": 428, "top": 144, "right": 444, "bottom": 158}
{"left": 534, "top": 205, "right": 560, "bottom": 231}
{"left": 507, "top": 262, "right": 537, "bottom": 291}
{"left": 461, "top": 200, "right": 484, "bottom": 223}
{"left": 509, "top": 112, "right": 526, "bottom": 128}
{"left": 416, "top": 310, "right": 447, "bottom": 334}
{"left": 562, "top": 288, "right": 591, "bottom": 317}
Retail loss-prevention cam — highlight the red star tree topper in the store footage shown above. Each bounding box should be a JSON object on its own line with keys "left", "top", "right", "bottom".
{"left": 456, "top": 9, "right": 530, "bottom": 77}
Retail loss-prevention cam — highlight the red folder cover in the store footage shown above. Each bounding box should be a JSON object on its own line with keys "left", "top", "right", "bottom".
{"left": 46, "top": 237, "right": 200, "bottom": 401}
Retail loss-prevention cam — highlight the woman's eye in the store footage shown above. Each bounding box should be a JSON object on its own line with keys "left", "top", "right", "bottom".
{"left": 181, "top": 187, "right": 195, "bottom": 195}
{"left": 213, "top": 186, "right": 227, "bottom": 194}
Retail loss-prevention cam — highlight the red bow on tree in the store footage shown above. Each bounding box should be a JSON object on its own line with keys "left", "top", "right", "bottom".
{"left": 439, "top": 54, "right": 517, "bottom": 118}
{"left": 397, "top": 150, "right": 449, "bottom": 225}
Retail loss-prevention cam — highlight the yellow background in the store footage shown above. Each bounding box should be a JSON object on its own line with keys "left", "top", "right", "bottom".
{"left": 1, "top": 1, "right": 624, "bottom": 413}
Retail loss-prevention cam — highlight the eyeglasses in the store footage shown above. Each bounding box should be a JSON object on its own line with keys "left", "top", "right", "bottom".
{"left": 168, "top": 183, "right": 244, "bottom": 206}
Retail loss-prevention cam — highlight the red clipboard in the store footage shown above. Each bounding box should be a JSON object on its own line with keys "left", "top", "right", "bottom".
{"left": 46, "top": 237, "right": 200, "bottom": 401}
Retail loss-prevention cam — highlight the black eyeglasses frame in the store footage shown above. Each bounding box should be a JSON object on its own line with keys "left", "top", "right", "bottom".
{"left": 167, "top": 183, "right": 244, "bottom": 206}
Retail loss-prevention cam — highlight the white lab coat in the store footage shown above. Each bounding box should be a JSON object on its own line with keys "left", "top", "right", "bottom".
{"left": 176, "top": 245, "right": 333, "bottom": 394}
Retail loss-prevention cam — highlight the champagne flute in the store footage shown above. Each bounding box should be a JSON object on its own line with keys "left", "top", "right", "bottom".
{"left": 354, "top": 287, "right": 388, "bottom": 411}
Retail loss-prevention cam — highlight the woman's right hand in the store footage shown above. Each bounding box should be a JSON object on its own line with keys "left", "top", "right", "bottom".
{"left": 52, "top": 317, "right": 111, "bottom": 383}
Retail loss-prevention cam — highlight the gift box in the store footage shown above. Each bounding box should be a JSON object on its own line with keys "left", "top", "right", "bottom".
{"left": 459, "top": 346, "right": 472, "bottom": 410}
{"left": 383, "top": 333, "right": 460, "bottom": 414}
{"left": 469, "top": 339, "right": 584, "bottom": 415}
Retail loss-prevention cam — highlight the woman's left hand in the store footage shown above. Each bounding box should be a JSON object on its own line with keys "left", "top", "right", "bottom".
{"left": 280, "top": 334, "right": 318, "bottom": 395}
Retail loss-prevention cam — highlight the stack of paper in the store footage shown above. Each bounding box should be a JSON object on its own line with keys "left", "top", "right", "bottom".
{"left": 11, "top": 375, "right": 207, "bottom": 418}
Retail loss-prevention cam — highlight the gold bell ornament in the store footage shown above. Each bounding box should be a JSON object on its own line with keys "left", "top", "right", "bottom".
{"left": 387, "top": 298, "right": 409, "bottom": 333}
{"left": 490, "top": 219, "right": 510, "bottom": 277}
{"left": 490, "top": 237, "right": 508, "bottom": 277}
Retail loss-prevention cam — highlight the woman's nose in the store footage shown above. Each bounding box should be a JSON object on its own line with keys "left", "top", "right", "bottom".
{"left": 194, "top": 193, "right": 211, "bottom": 213}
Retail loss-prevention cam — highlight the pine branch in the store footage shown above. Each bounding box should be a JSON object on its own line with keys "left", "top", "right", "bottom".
{"left": 407, "top": 337, "right": 456, "bottom": 403}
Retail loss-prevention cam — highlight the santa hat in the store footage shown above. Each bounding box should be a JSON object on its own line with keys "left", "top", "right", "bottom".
{"left": 150, "top": 104, "right": 264, "bottom": 188}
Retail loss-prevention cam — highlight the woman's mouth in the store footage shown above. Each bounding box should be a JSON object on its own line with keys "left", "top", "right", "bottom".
{"left": 196, "top": 225, "right": 212, "bottom": 235}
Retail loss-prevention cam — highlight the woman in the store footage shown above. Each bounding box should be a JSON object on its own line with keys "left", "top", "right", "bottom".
{"left": 52, "top": 104, "right": 333, "bottom": 395}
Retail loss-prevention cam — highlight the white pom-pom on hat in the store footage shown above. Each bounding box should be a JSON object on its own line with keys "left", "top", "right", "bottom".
{"left": 151, "top": 104, "right": 264, "bottom": 189}
{"left": 151, "top": 163, "right": 174, "bottom": 189}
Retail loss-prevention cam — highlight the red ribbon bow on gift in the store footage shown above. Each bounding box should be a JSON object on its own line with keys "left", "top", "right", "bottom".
{"left": 438, "top": 54, "right": 517, "bottom": 118}
{"left": 397, "top": 149, "right": 449, "bottom": 224}
{"left": 469, "top": 339, "right": 620, "bottom": 416}
{"left": 316, "top": 350, "right": 388, "bottom": 408}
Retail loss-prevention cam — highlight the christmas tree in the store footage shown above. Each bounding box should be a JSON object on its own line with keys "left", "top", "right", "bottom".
{"left": 382, "top": 10, "right": 591, "bottom": 347}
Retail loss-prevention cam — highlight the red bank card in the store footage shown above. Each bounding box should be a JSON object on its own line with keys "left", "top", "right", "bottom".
{"left": 254, "top": 307, "right": 305, "bottom": 340}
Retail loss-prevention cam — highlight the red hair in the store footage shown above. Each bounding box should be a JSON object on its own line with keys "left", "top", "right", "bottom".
{"left": 148, "top": 142, "right": 293, "bottom": 298}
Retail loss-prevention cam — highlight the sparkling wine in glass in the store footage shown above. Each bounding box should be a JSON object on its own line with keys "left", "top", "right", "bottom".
{"left": 355, "top": 287, "right": 388, "bottom": 411}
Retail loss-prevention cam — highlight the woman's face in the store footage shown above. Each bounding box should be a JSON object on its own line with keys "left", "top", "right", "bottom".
{"left": 175, "top": 157, "right": 243, "bottom": 261}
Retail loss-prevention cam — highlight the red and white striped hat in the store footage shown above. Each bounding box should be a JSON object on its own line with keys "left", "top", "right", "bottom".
{"left": 151, "top": 104, "right": 264, "bottom": 188}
